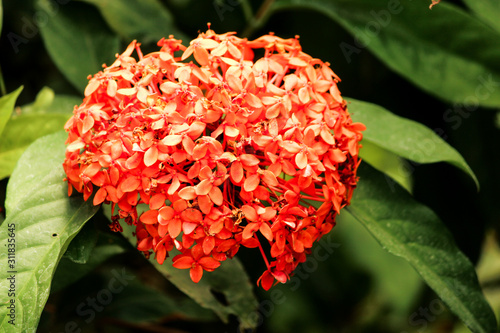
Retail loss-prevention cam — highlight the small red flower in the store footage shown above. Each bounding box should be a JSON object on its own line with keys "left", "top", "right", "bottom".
{"left": 63, "top": 27, "right": 365, "bottom": 289}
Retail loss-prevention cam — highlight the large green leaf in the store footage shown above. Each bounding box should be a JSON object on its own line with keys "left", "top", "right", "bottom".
{"left": 358, "top": 140, "right": 412, "bottom": 192}
{"left": 51, "top": 244, "right": 125, "bottom": 293}
{"left": 0, "top": 114, "right": 71, "bottom": 180}
{"left": 272, "top": 0, "right": 500, "bottom": 108}
{"left": 37, "top": 0, "right": 120, "bottom": 93}
{"left": 0, "top": 88, "right": 80, "bottom": 180}
{"left": 151, "top": 255, "right": 259, "bottom": 330}
{"left": 79, "top": 0, "right": 190, "bottom": 43}
{"left": 0, "top": 86, "right": 22, "bottom": 138}
{"left": 346, "top": 97, "right": 478, "bottom": 187}
{"left": 346, "top": 163, "right": 497, "bottom": 333}
{"left": 20, "top": 86, "right": 80, "bottom": 116}
{"left": 0, "top": 131, "right": 99, "bottom": 331}
{"left": 98, "top": 269, "right": 214, "bottom": 324}
{"left": 62, "top": 219, "right": 100, "bottom": 264}
{"left": 116, "top": 222, "right": 258, "bottom": 330}
{"left": 103, "top": 202, "right": 259, "bottom": 330}
{"left": 335, "top": 212, "right": 422, "bottom": 326}
{"left": 463, "top": 0, "right": 500, "bottom": 34}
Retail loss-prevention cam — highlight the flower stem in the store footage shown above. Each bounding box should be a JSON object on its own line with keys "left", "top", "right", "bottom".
{"left": 257, "top": 239, "right": 271, "bottom": 270}
{"left": 239, "top": 0, "right": 254, "bottom": 23}
{"left": 242, "top": 0, "right": 275, "bottom": 38}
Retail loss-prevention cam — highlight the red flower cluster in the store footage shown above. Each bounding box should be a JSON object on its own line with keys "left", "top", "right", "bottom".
{"left": 63, "top": 28, "right": 365, "bottom": 290}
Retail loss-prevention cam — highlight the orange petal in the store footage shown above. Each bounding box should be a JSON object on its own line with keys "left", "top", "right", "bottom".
{"left": 203, "top": 237, "right": 215, "bottom": 255}
{"left": 320, "top": 128, "right": 335, "bottom": 145}
{"left": 298, "top": 87, "right": 309, "bottom": 104}
{"left": 140, "top": 210, "right": 159, "bottom": 224}
{"left": 261, "top": 207, "right": 277, "bottom": 220}
{"left": 261, "top": 170, "right": 278, "bottom": 187}
{"left": 265, "top": 103, "right": 280, "bottom": 119}
{"left": 144, "top": 146, "right": 158, "bottom": 167}
{"left": 259, "top": 223, "right": 273, "bottom": 242}
{"left": 84, "top": 79, "right": 100, "bottom": 96}
{"left": 179, "top": 186, "right": 197, "bottom": 200}
{"left": 125, "top": 152, "right": 142, "bottom": 169}
{"left": 167, "top": 176, "right": 181, "bottom": 195}
{"left": 120, "top": 176, "right": 140, "bottom": 192}
{"left": 295, "top": 151, "right": 308, "bottom": 169}
{"left": 240, "top": 154, "right": 260, "bottom": 166}
{"left": 162, "top": 135, "right": 182, "bottom": 146}
{"left": 168, "top": 219, "right": 182, "bottom": 238}
{"left": 159, "top": 206, "right": 175, "bottom": 223}
{"left": 257, "top": 270, "right": 275, "bottom": 291}
{"left": 82, "top": 115, "right": 94, "bottom": 134}
{"left": 280, "top": 141, "right": 301, "bottom": 153}
{"left": 181, "top": 208, "right": 203, "bottom": 222}
{"left": 173, "top": 199, "right": 188, "bottom": 212}
{"left": 241, "top": 205, "right": 258, "bottom": 221}
{"left": 209, "top": 186, "right": 223, "bottom": 206}
{"left": 183, "top": 222, "right": 198, "bottom": 235}
{"left": 83, "top": 162, "right": 101, "bottom": 177}
{"left": 150, "top": 193, "right": 166, "bottom": 210}
{"left": 242, "top": 223, "right": 259, "bottom": 240}
{"left": 173, "top": 256, "right": 194, "bottom": 269}
{"left": 194, "top": 46, "right": 210, "bottom": 66}
{"left": 156, "top": 246, "right": 167, "bottom": 265}
{"left": 243, "top": 173, "right": 260, "bottom": 192}
{"left": 93, "top": 187, "right": 107, "bottom": 205}
{"left": 190, "top": 265, "right": 204, "bottom": 283}
{"left": 198, "top": 195, "right": 212, "bottom": 215}
{"left": 199, "top": 256, "right": 221, "bottom": 270}
{"left": 196, "top": 179, "right": 212, "bottom": 196}
{"left": 230, "top": 161, "right": 244, "bottom": 183}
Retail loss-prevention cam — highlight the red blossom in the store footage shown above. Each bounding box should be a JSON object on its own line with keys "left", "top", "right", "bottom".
{"left": 63, "top": 27, "right": 365, "bottom": 289}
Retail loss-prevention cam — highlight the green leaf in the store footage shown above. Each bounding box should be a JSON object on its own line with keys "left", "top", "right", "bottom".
{"left": 51, "top": 244, "right": 125, "bottom": 293}
{"left": 335, "top": 212, "right": 423, "bottom": 326}
{"left": 102, "top": 203, "right": 259, "bottom": 330}
{"left": 62, "top": 219, "right": 99, "bottom": 264}
{"left": 0, "top": 88, "right": 79, "bottom": 180}
{"left": 37, "top": 0, "right": 120, "bottom": 93}
{"left": 151, "top": 255, "right": 258, "bottom": 330}
{"left": 0, "top": 86, "right": 22, "bottom": 137}
{"left": 78, "top": 0, "right": 190, "bottom": 44}
{"left": 0, "top": 114, "right": 71, "bottom": 180}
{"left": 0, "top": 131, "right": 99, "bottom": 331}
{"left": 116, "top": 222, "right": 258, "bottom": 330}
{"left": 463, "top": 0, "right": 500, "bottom": 34}
{"left": 346, "top": 163, "right": 497, "bottom": 333}
{"left": 18, "top": 87, "right": 80, "bottom": 116}
{"left": 358, "top": 140, "right": 412, "bottom": 192}
{"left": 272, "top": 0, "right": 500, "bottom": 108}
{"left": 19, "top": 87, "right": 54, "bottom": 115}
{"left": 99, "top": 269, "right": 214, "bottom": 324}
{"left": 346, "top": 97, "right": 478, "bottom": 187}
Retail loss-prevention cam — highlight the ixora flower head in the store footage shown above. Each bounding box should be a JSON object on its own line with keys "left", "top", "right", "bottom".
{"left": 63, "top": 27, "right": 366, "bottom": 290}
